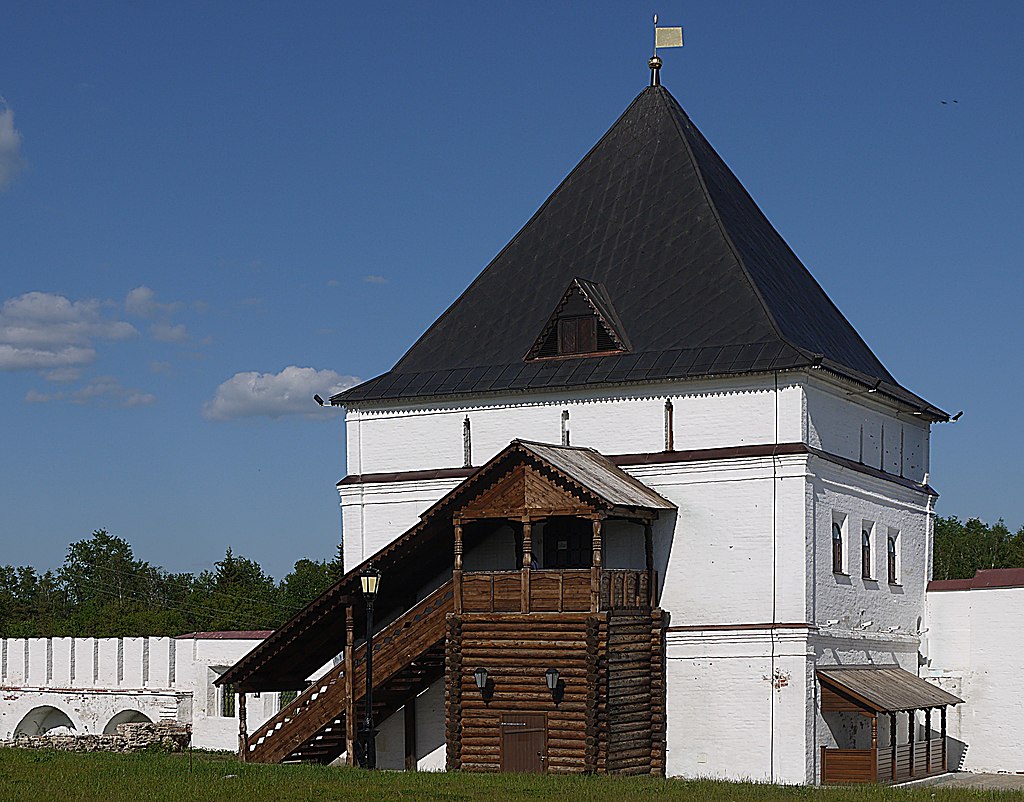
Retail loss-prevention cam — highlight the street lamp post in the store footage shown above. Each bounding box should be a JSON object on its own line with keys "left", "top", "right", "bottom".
{"left": 359, "top": 564, "right": 381, "bottom": 769}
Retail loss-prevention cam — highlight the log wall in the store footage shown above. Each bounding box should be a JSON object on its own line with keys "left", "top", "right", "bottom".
{"left": 446, "top": 608, "right": 665, "bottom": 776}
{"left": 450, "top": 612, "right": 592, "bottom": 773}
{"left": 601, "top": 610, "right": 665, "bottom": 775}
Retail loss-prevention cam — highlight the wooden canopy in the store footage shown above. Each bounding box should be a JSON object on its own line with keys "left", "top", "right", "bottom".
{"left": 217, "top": 440, "right": 673, "bottom": 692}
{"left": 818, "top": 666, "right": 962, "bottom": 714}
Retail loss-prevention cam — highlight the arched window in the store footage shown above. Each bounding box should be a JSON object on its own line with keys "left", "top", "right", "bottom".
{"left": 862, "top": 528, "right": 872, "bottom": 579}
{"left": 832, "top": 522, "right": 843, "bottom": 573}
{"left": 887, "top": 534, "right": 898, "bottom": 584}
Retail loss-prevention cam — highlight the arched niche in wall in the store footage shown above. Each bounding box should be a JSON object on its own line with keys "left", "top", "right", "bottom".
{"left": 14, "top": 705, "right": 76, "bottom": 737}
{"left": 102, "top": 709, "right": 153, "bottom": 734}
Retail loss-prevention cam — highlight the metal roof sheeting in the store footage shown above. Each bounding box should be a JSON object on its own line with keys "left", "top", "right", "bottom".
{"left": 817, "top": 666, "right": 963, "bottom": 712}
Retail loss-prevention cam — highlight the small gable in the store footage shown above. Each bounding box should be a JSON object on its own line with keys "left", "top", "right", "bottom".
{"left": 459, "top": 463, "right": 598, "bottom": 521}
{"left": 526, "top": 278, "right": 630, "bottom": 361}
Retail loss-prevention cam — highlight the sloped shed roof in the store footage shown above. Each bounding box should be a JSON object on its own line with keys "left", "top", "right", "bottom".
{"left": 818, "top": 666, "right": 963, "bottom": 712}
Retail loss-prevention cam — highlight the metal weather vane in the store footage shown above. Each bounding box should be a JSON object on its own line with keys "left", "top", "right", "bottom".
{"left": 650, "top": 13, "right": 684, "bottom": 86}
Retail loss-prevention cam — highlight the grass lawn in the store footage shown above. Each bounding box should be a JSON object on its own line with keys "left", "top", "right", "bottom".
{"left": 0, "top": 749, "right": 1021, "bottom": 802}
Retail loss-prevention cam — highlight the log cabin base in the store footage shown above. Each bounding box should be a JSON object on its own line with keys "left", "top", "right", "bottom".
{"left": 446, "top": 609, "right": 665, "bottom": 775}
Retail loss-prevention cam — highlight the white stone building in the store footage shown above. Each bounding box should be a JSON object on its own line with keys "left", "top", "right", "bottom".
{"left": 0, "top": 632, "right": 278, "bottom": 751}
{"left": 213, "top": 62, "right": 988, "bottom": 785}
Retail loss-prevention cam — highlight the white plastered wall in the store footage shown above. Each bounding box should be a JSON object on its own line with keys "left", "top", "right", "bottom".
{"left": 926, "top": 586, "right": 1024, "bottom": 773}
{"left": 803, "top": 377, "right": 930, "bottom": 485}
{"left": 666, "top": 628, "right": 811, "bottom": 783}
{"left": 368, "top": 678, "right": 446, "bottom": 771}
{"left": 340, "top": 375, "right": 805, "bottom": 568}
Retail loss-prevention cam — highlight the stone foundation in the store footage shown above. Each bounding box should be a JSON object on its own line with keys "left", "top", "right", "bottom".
{"left": 1, "top": 722, "right": 190, "bottom": 753}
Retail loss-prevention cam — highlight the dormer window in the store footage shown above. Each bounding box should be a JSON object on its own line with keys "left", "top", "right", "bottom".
{"left": 527, "top": 278, "right": 629, "bottom": 361}
{"left": 558, "top": 316, "right": 597, "bottom": 355}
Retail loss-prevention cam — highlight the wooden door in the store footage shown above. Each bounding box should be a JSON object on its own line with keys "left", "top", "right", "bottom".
{"left": 500, "top": 714, "right": 546, "bottom": 773}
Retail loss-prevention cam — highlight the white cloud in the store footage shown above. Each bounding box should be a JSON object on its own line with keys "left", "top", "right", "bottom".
{"left": 150, "top": 322, "right": 188, "bottom": 343}
{"left": 363, "top": 275, "right": 388, "bottom": 284}
{"left": 44, "top": 367, "right": 83, "bottom": 383}
{"left": 203, "top": 366, "right": 359, "bottom": 421}
{"left": 0, "top": 97, "right": 25, "bottom": 190}
{"left": 0, "top": 291, "right": 137, "bottom": 371}
{"left": 125, "top": 286, "right": 183, "bottom": 318}
{"left": 25, "top": 376, "right": 156, "bottom": 408}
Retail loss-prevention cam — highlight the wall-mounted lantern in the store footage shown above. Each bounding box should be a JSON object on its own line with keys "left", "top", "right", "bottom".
{"left": 545, "top": 668, "right": 559, "bottom": 693}
{"left": 473, "top": 667, "right": 489, "bottom": 692}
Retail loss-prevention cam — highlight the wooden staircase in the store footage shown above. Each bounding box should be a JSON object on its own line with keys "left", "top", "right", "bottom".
{"left": 246, "top": 582, "right": 454, "bottom": 764}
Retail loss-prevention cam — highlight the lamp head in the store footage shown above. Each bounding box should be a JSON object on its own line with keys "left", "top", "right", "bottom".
{"left": 360, "top": 564, "right": 381, "bottom": 599}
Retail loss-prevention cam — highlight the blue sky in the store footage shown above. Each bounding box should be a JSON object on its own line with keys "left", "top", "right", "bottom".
{"left": 2, "top": 2, "right": 1022, "bottom": 579}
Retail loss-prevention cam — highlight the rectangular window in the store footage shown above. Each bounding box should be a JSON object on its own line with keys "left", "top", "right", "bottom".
{"left": 221, "top": 684, "right": 236, "bottom": 717}
{"left": 542, "top": 518, "right": 591, "bottom": 569}
{"left": 557, "top": 316, "right": 597, "bottom": 355}
{"left": 861, "top": 521, "right": 874, "bottom": 580}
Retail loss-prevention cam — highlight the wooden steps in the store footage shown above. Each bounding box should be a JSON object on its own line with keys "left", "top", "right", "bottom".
{"left": 246, "top": 582, "right": 454, "bottom": 764}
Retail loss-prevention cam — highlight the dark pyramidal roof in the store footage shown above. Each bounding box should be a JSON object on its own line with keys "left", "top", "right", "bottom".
{"left": 336, "top": 83, "right": 944, "bottom": 419}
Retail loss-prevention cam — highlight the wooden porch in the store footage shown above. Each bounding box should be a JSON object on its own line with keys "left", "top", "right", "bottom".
{"left": 217, "top": 440, "right": 675, "bottom": 774}
{"left": 818, "top": 666, "right": 963, "bottom": 786}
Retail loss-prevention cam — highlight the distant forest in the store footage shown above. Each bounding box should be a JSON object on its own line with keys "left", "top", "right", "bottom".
{"left": 0, "top": 530, "right": 342, "bottom": 638}
{"left": 2, "top": 517, "right": 1023, "bottom": 638}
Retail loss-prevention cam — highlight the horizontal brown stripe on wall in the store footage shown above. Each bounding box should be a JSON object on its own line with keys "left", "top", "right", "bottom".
{"left": 337, "top": 442, "right": 937, "bottom": 496}
{"left": 666, "top": 622, "right": 812, "bottom": 632}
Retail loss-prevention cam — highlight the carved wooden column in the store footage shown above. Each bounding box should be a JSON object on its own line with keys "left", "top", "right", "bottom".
{"left": 890, "top": 711, "right": 898, "bottom": 781}
{"left": 453, "top": 520, "right": 464, "bottom": 614}
{"left": 591, "top": 517, "right": 603, "bottom": 612}
{"left": 940, "top": 706, "right": 947, "bottom": 771}
{"left": 237, "top": 691, "right": 248, "bottom": 761}
{"left": 870, "top": 714, "right": 878, "bottom": 781}
{"left": 925, "top": 708, "right": 932, "bottom": 772}
{"left": 521, "top": 519, "right": 533, "bottom": 613}
{"left": 644, "top": 521, "right": 655, "bottom": 607}
{"left": 908, "top": 709, "right": 916, "bottom": 777}
{"left": 344, "top": 604, "right": 356, "bottom": 765}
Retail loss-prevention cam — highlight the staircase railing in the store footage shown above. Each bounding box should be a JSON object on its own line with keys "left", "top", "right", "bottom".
{"left": 247, "top": 580, "right": 454, "bottom": 764}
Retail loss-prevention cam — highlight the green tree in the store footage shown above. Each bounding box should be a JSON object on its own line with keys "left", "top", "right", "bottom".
{"left": 192, "top": 547, "right": 283, "bottom": 631}
{"left": 933, "top": 516, "right": 1024, "bottom": 580}
{"left": 279, "top": 558, "right": 336, "bottom": 619}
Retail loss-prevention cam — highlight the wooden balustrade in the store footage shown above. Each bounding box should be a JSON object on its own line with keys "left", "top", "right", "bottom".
{"left": 461, "top": 569, "right": 651, "bottom": 614}
{"left": 823, "top": 738, "right": 947, "bottom": 785}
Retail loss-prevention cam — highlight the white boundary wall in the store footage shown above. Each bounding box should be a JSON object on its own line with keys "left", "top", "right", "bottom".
{"left": 926, "top": 584, "right": 1024, "bottom": 773}
{"left": 0, "top": 635, "right": 277, "bottom": 751}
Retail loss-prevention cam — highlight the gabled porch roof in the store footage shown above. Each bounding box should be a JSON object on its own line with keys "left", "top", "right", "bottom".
{"left": 218, "top": 440, "right": 673, "bottom": 691}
